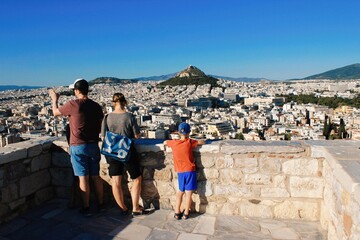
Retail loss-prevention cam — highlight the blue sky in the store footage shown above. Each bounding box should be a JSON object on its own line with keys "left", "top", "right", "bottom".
{"left": 1, "top": 0, "right": 360, "bottom": 86}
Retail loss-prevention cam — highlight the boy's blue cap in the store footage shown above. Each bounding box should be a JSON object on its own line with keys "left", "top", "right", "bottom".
{"left": 178, "top": 122, "right": 191, "bottom": 134}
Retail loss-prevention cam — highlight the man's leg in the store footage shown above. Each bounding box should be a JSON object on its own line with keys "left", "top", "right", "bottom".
{"left": 78, "top": 175, "right": 90, "bottom": 208}
{"left": 92, "top": 175, "right": 104, "bottom": 206}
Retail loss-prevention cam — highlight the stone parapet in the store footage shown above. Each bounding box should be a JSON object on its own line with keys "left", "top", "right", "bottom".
{"left": 1, "top": 137, "right": 360, "bottom": 239}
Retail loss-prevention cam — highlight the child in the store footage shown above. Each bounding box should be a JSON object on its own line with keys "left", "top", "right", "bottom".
{"left": 163, "top": 122, "right": 205, "bottom": 220}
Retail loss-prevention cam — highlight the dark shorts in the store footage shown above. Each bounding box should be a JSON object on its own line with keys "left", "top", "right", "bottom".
{"left": 106, "top": 145, "right": 141, "bottom": 179}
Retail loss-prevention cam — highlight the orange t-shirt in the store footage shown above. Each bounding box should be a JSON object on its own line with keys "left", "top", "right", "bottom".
{"left": 167, "top": 138, "right": 198, "bottom": 173}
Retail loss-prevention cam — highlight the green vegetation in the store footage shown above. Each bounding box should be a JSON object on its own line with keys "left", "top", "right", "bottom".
{"left": 278, "top": 94, "right": 360, "bottom": 109}
{"left": 89, "top": 77, "right": 136, "bottom": 85}
{"left": 304, "top": 63, "right": 360, "bottom": 80}
{"left": 158, "top": 76, "right": 220, "bottom": 87}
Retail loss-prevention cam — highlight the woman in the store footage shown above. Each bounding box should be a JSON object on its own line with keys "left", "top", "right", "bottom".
{"left": 101, "top": 93, "right": 143, "bottom": 216}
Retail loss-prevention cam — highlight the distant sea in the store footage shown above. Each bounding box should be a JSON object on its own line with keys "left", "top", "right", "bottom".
{"left": 0, "top": 85, "right": 44, "bottom": 91}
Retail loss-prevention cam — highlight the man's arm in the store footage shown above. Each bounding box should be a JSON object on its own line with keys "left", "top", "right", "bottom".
{"left": 49, "top": 89, "right": 62, "bottom": 116}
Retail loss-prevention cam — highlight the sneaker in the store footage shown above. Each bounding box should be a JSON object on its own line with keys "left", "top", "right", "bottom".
{"left": 79, "top": 207, "right": 92, "bottom": 217}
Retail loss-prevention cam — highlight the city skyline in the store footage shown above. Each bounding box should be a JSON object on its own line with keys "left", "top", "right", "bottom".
{"left": 1, "top": 0, "right": 360, "bottom": 86}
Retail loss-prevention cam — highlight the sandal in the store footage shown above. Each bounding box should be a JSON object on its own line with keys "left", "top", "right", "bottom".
{"left": 174, "top": 212, "right": 183, "bottom": 220}
{"left": 132, "top": 210, "right": 143, "bottom": 217}
{"left": 182, "top": 213, "right": 189, "bottom": 220}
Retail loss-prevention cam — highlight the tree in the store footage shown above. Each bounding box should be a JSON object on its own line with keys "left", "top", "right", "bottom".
{"left": 235, "top": 133, "right": 245, "bottom": 140}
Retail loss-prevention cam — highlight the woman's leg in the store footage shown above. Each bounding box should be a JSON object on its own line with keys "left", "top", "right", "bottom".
{"left": 131, "top": 175, "right": 142, "bottom": 212}
{"left": 112, "top": 175, "right": 128, "bottom": 211}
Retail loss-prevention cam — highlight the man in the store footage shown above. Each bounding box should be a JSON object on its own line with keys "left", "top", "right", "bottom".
{"left": 49, "top": 78, "right": 104, "bottom": 216}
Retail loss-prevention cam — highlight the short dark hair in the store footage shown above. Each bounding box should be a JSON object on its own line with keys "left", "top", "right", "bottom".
{"left": 74, "top": 79, "right": 89, "bottom": 95}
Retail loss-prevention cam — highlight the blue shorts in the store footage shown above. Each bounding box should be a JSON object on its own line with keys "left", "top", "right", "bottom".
{"left": 70, "top": 143, "right": 101, "bottom": 177}
{"left": 178, "top": 171, "right": 197, "bottom": 192}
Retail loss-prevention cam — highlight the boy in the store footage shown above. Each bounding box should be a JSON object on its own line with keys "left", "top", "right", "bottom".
{"left": 163, "top": 122, "right": 205, "bottom": 220}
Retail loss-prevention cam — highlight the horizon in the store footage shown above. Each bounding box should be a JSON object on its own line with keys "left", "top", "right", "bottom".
{"left": 1, "top": 0, "right": 360, "bottom": 86}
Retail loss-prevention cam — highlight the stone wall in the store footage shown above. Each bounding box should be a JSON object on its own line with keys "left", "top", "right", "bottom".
{"left": 1, "top": 137, "right": 360, "bottom": 239}
{"left": 310, "top": 141, "right": 360, "bottom": 240}
{"left": 0, "top": 137, "right": 57, "bottom": 223}
{"left": 133, "top": 140, "right": 324, "bottom": 221}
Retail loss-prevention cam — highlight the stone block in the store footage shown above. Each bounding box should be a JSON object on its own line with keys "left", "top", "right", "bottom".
{"left": 215, "top": 155, "right": 234, "bottom": 169}
{"left": 244, "top": 173, "right": 271, "bottom": 185}
{"left": 241, "top": 167, "right": 258, "bottom": 174}
{"left": 220, "top": 141, "right": 304, "bottom": 154}
{"left": 259, "top": 158, "right": 281, "bottom": 174}
{"left": 219, "top": 169, "right": 243, "bottom": 184}
{"left": 154, "top": 167, "right": 172, "bottom": 181}
{"left": 1, "top": 183, "right": 18, "bottom": 203}
{"left": 233, "top": 157, "right": 258, "bottom": 168}
{"left": 219, "top": 202, "right": 240, "bottom": 215}
{"left": 204, "top": 202, "right": 220, "bottom": 215}
{"left": 4, "top": 163, "right": 26, "bottom": 182}
{"left": 0, "top": 148, "right": 27, "bottom": 164}
{"left": 197, "top": 181, "right": 213, "bottom": 197}
{"left": 197, "top": 143, "right": 220, "bottom": 153}
{"left": 282, "top": 158, "right": 319, "bottom": 176}
{"left": 9, "top": 197, "right": 26, "bottom": 210}
{"left": 19, "top": 170, "right": 51, "bottom": 197}
{"left": 31, "top": 153, "right": 51, "bottom": 172}
{"left": 261, "top": 187, "right": 290, "bottom": 198}
{"left": 159, "top": 198, "right": 172, "bottom": 210}
{"left": 240, "top": 200, "right": 273, "bottom": 218}
{"left": 27, "top": 144, "right": 43, "bottom": 158}
{"left": 195, "top": 154, "right": 216, "bottom": 168}
{"left": 35, "top": 187, "right": 54, "bottom": 205}
{"left": 52, "top": 151, "right": 71, "bottom": 167}
{"left": 273, "top": 200, "right": 319, "bottom": 220}
{"left": 203, "top": 169, "right": 219, "bottom": 179}
{"left": 289, "top": 176, "right": 324, "bottom": 198}
{"left": 213, "top": 185, "right": 251, "bottom": 197}
{"left": 157, "top": 181, "right": 176, "bottom": 196}
{"left": 273, "top": 175, "right": 287, "bottom": 188}
{"left": 50, "top": 168, "right": 74, "bottom": 187}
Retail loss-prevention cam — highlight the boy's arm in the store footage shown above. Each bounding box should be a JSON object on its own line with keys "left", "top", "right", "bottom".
{"left": 197, "top": 139, "right": 206, "bottom": 145}
{"left": 163, "top": 140, "right": 168, "bottom": 150}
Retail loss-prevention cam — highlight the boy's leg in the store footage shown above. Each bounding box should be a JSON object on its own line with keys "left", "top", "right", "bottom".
{"left": 175, "top": 190, "right": 184, "bottom": 214}
{"left": 184, "top": 190, "right": 193, "bottom": 215}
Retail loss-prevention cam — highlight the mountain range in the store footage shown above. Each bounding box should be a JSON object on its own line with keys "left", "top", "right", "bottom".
{"left": 1, "top": 63, "right": 360, "bottom": 91}
{"left": 303, "top": 63, "right": 360, "bottom": 80}
{"left": 0, "top": 85, "right": 44, "bottom": 91}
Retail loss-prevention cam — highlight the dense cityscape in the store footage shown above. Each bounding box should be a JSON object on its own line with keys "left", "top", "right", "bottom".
{"left": 1, "top": 67, "right": 359, "bottom": 147}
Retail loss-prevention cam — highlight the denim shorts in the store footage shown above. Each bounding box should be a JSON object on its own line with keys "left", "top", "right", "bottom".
{"left": 70, "top": 143, "right": 101, "bottom": 176}
{"left": 178, "top": 171, "right": 197, "bottom": 192}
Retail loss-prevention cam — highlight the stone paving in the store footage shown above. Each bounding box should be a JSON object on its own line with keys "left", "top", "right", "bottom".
{"left": 0, "top": 199, "right": 327, "bottom": 240}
